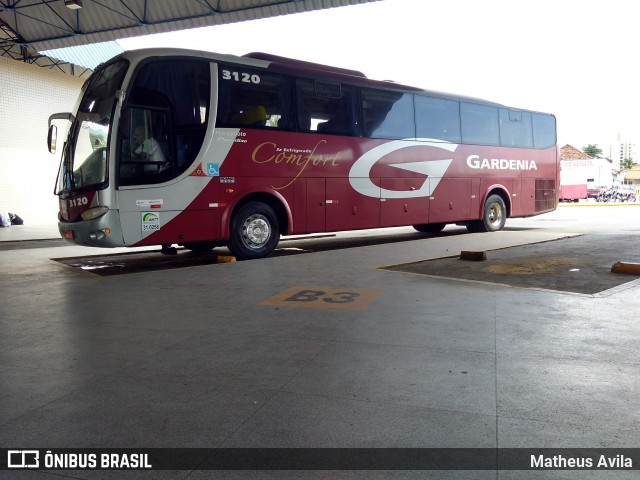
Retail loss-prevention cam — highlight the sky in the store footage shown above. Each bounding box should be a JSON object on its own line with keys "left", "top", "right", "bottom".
{"left": 117, "top": 0, "right": 640, "bottom": 153}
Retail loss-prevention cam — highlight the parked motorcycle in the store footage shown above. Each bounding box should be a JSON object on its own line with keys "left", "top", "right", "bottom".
{"left": 598, "top": 187, "right": 637, "bottom": 203}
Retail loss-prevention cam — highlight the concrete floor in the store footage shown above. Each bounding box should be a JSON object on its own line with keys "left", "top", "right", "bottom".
{"left": 1, "top": 206, "right": 639, "bottom": 479}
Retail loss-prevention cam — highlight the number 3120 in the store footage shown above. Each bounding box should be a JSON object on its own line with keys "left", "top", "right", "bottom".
{"left": 222, "top": 70, "right": 261, "bottom": 84}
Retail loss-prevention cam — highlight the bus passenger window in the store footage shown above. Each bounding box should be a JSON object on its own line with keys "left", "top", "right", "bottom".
{"left": 532, "top": 113, "right": 557, "bottom": 149}
{"left": 295, "top": 79, "right": 358, "bottom": 136}
{"left": 217, "top": 68, "right": 292, "bottom": 130}
{"left": 499, "top": 108, "right": 533, "bottom": 148}
{"left": 362, "top": 89, "right": 414, "bottom": 140}
{"left": 415, "top": 95, "right": 461, "bottom": 143}
{"left": 461, "top": 102, "right": 500, "bottom": 146}
{"left": 232, "top": 105, "right": 267, "bottom": 126}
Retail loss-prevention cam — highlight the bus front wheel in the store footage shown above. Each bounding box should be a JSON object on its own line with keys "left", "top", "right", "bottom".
{"left": 228, "top": 201, "right": 280, "bottom": 260}
{"left": 467, "top": 194, "right": 507, "bottom": 233}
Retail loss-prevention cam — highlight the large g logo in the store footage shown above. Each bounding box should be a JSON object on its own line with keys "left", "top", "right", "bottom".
{"left": 349, "top": 138, "right": 457, "bottom": 199}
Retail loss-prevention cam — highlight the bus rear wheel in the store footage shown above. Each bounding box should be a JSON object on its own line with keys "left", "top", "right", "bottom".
{"left": 413, "top": 223, "right": 446, "bottom": 233}
{"left": 228, "top": 201, "right": 280, "bottom": 260}
{"left": 467, "top": 194, "right": 507, "bottom": 233}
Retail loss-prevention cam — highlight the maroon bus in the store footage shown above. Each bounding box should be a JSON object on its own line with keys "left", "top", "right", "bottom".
{"left": 48, "top": 48, "right": 558, "bottom": 259}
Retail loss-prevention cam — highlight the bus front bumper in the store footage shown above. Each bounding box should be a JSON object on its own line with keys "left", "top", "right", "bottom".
{"left": 58, "top": 209, "right": 125, "bottom": 248}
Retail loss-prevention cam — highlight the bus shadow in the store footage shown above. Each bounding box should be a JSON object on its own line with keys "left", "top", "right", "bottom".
{"left": 53, "top": 227, "right": 477, "bottom": 275}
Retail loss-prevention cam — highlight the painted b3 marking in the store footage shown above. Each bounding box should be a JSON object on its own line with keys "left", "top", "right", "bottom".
{"left": 262, "top": 286, "right": 382, "bottom": 311}
{"left": 284, "top": 289, "right": 361, "bottom": 304}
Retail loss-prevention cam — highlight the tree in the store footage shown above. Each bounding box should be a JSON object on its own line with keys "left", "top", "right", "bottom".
{"left": 621, "top": 157, "right": 637, "bottom": 170}
{"left": 582, "top": 144, "right": 602, "bottom": 158}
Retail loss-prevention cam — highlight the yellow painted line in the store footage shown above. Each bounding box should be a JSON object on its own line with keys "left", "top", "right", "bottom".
{"left": 216, "top": 255, "right": 236, "bottom": 263}
{"left": 261, "top": 286, "right": 383, "bottom": 311}
{"left": 611, "top": 262, "right": 640, "bottom": 275}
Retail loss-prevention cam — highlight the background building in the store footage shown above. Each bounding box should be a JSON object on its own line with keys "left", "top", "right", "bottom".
{"left": 606, "top": 139, "right": 636, "bottom": 171}
{"left": 559, "top": 145, "right": 613, "bottom": 200}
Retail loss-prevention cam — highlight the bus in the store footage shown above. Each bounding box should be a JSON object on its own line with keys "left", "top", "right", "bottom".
{"left": 48, "top": 48, "right": 558, "bottom": 260}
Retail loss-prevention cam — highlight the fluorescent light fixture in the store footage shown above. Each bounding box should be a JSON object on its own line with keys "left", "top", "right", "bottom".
{"left": 65, "top": 0, "right": 83, "bottom": 9}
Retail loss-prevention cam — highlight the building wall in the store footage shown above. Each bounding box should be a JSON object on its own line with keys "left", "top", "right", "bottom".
{"left": 560, "top": 158, "right": 613, "bottom": 188}
{"left": 0, "top": 56, "right": 83, "bottom": 224}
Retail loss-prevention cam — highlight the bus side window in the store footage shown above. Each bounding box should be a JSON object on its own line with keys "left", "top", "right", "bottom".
{"left": 499, "top": 108, "right": 533, "bottom": 148}
{"left": 362, "top": 89, "right": 414, "bottom": 140}
{"left": 295, "top": 79, "right": 358, "bottom": 136}
{"left": 461, "top": 102, "right": 500, "bottom": 146}
{"left": 532, "top": 113, "right": 557, "bottom": 149}
{"left": 232, "top": 105, "right": 267, "bottom": 126}
{"left": 415, "top": 95, "right": 461, "bottom": 143}
{"left": 217, "top": 67, "right": 292, "bottom": 130}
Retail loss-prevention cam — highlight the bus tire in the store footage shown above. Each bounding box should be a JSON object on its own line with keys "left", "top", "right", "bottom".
{"left": 228, "top": 201, "right": 280, "bottom": 260}
{"left": 413, "top": 223, "right": 446, "bottom": 233}
{"left": 467, "top": 194, "right": 507, "bottom": 233}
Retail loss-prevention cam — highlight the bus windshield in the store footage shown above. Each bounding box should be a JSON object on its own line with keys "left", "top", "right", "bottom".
{"left": 57, "top": 60, "right": 128, "bottom": 193}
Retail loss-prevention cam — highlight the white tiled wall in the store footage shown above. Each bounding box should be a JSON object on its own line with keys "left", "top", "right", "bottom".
{"left": 0, "top": 56, "right": 83, "bottom": 225}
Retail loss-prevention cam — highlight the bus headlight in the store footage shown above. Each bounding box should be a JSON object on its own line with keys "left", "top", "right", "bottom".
{"left": 81, "top": 206, "right": 109, "bottom": 221}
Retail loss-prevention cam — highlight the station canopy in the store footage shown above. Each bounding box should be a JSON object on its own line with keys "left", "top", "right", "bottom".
{"left": 1, "top": 0, "right": 379, "bottom": 76}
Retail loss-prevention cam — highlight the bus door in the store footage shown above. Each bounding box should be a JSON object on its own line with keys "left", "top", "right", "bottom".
{"left": 118, "top": 187, "right": 165, "bottom": 246}
{"left": 116, "top": 111, "right": 216, "bottom": 247}
{"left": 117, "top": 181, "right": 220, "bottom": 247}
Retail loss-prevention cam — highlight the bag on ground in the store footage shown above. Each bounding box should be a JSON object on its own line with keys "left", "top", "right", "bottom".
{"left": 9, "top": 213, "right": 24, "bottom": 225}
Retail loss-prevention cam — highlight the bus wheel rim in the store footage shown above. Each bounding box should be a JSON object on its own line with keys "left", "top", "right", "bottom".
{"left": 242, "top": 214, "right": 270, "bottom": 248}
{"left": 489, "top": 203, "right": 503, "bottom": 226}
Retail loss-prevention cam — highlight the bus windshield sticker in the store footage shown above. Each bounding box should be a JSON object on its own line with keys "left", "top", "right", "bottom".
{"left": 136, "top": 199, "right": 163, "bottom": 209}
{"left": 207, "top": 163, "right": 220, "bottom": 176}
{"left": 189, "top": 164, "right": 207, "bottom": 176}
{"left": 141, "top": 212, "right": 160, "bottom": 232}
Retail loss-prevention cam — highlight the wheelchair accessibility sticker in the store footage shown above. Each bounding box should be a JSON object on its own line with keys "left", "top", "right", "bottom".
{"left": 207, "top": 163, "right": 220, "bottom": 176}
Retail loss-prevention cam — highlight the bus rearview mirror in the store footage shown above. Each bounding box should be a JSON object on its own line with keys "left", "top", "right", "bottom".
{"left": 48, "top": 125, "right": 57, "bottom": 153}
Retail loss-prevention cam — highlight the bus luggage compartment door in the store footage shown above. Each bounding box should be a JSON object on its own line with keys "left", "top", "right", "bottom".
{"left": 428, "top": 178, "right": 472, "bottom": 224}
{"left": 301, "top": 178, "right": 325, "bottom": 233}
{"left": 379, "top": 177, "right": 429, "bottom": 227}
{"left": 326, "top": 177, "right": 380, "bottom": 232}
